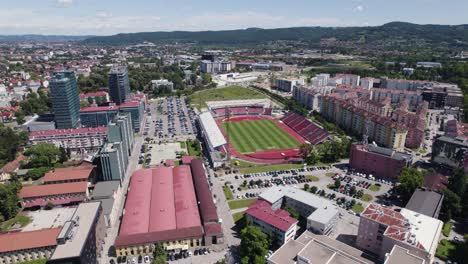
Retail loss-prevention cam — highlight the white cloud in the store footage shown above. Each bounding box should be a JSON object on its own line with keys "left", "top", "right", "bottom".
{"left": 353, "top": 5, "right": 364, "bottom": 12}
{"left": 56, "top": 0, "right": 73, "bottom": 8}
{"left": 0, "top": 10, "right": 343, "bottom": 35}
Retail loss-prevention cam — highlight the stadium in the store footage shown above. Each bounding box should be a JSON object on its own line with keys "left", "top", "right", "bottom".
{"left": 198, "top": 99, "right": 329, "bottom": 166}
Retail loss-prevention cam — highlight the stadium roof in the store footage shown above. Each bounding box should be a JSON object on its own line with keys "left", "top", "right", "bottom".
{"left": 206, "top": 99, "right": 270, "bottom": 110}
{"left": 43, "top": 165, "right": 93, "bottom": 183}
{"left": 190, "top": 159, "right": 219, "bottom": 223}
{"left": 199, "top": 112, "right": 226, "bottom": 149}
{"left": 118, "top": 166, "right": 201, "bottom": 239}
{"left": 0, "top": 228, "right": 61, "bottom": 253}
{"left": 20, "top": 182, "right": 88, "bottom": 199}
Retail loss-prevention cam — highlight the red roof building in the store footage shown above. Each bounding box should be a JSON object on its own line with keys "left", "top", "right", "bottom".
{"left": 0, "top": 228, "right": 61, "bottom": 261}
{"left": 43, "top": 165, "right": 94, "bottom": 184}
{"left": 20, "top": 182, "right": 88, "bottom": 200}
{"left": 29, "top": 127, "right": 107, "bottom": 151}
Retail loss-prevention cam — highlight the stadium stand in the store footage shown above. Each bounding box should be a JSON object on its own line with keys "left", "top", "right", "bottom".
{"left": 281, "top": 112, "right": 328, "bottom": 145}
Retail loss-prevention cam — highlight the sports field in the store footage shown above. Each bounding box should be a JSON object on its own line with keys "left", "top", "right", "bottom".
{"left": 221, "top": 120, "right": 300, "bottom": 154}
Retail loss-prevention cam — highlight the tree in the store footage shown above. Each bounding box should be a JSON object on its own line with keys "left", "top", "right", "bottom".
{"left": 14, "top": 110, "right": 25, "bottom": 124}
{"left": 283, "top": 205, "right": 300, "bottom": 219}
{"left": 201, "top": 73, "right": 212, "bottom": 85}
{"left": 334, "top": 179, "right": 341, "bottom": 189}
{"left": 26, "top": 167, "right": 50, "bottom": 180}
{"left": 350, "top": 186, "right": 357, "bottom": 196}
{"left": 0, "top": 182, "right": 21, "bottom": 221}
{"left": 80, "top": 100, "right": 90, "bottom": 109}
{"left": 24, "top": 143, "right": 61, "bottom": 168}
{"left": 87, "top": 96, "right": 94, "bottom": 105}
{"left": 59, "top": 146, "right": 69, "bottom": 163}
{"left": 299, "top": 144, "right": 313, "bottom": 159}
{"left": 240, "top": 225, "right": 270, "bottom": 263}
{"left": 304, "top": 183, "right": 310, "bottom": 191}
{"left": 440, "top": 189, "right": 461, "bottom": 222}
{"left": 45, "top": 201, "right": 54, "bottom": 210}
{"left": 152, "top": 244, "right": 166, "bottom": 264}
{"left": 449, "top": 169, "right": 467, "bottom": 197}
{"left": 310, "top": 186, "right": 318, "bottom": 194}
{"left": 397, "top": 168, "right": 424, "bottom": 201}
{"left": 0, "top": 125, "right": 29, "bottom": 167}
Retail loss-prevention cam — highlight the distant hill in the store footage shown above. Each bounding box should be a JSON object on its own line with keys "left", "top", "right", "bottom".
{"left": 81, "top": 22, "right": 468, "bottom": 47}
{"left": 0, "top": 35, "right": 93, "bottom": 43}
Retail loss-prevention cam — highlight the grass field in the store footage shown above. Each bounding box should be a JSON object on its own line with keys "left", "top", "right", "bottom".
{"left": 223, "top": 186, "right": 234, "bottom": 200}
{"left": 222, "top": 120, "right": 300, "bottom": 154}
{"left": 228, "top": 198, "right": 257, "bottom": 210}
{"left": 1, "top": 214, "right": 31, "bottom": 231}
{"left": 188, "top": 86, "right": 266, "bottom": 109}
{"left": 442, "top": 222, "right": 452, "bottom": 237}
{"left": 232, "top": 212, "right": 245, "bottom": 223}
{"left": 361, "top": 194, "right": 373, "bottom": 202}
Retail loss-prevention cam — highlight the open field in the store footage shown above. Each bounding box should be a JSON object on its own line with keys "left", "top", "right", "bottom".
{"left": 222, "top": 120, "right": 300, "bottom": 154}
{"left": 223, "top": 186, "right": 234, "bottom": 200}
{"left": 188, "top": 86, "right": 266, "bottom": 109}
{"left": 228, "top": 198, "right": 257, "bottom": 210}
{"left": 239, "top": 163, "right": 305, "bottom": 174}
{"left": 1, "top": 214, "right": 31, "bottom": 231}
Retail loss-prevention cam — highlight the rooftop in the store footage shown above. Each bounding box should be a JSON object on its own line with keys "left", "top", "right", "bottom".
{"left": 259, "top": 186, "right": 338, "bottom": 225}
{"left": 245, "top": 200, "right": 298, "bottom": 232}
{"left": 20, "top": 182, "right": 88, "bottom": 199}
{"left": 80, "top": 105, "right": 120, "bottom": 113}
{"left": 50, "top": 202, "right": 102, "bottom": 260}
{"left": 190, "top": 159, "right": 219, "bottom": 223}
{"left": 405, "top": 188, "right": 444, "bottom": 218}
{"left": 30, "top": 127, "right": 107, "bottom": 137}
{"left": 199, "top": 112, "right": 227, "bottom": 148}
{"left": 384, "top": 245, "right": 425, "bottom": 264}
{"left": 91, "top": 180, "right": 120, "bottom": 199}
{"left": 0, "top": 228, "right": 61, "bottom": 253}
{"left": 43, "top": 165, "right": 94, "bottom": 183}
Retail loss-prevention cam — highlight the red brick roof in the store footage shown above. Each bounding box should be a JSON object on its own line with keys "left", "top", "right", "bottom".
{"left": 30, "top": 127, "right": 107, "bottom": 137}
{"left": 80, "top": 105, "right": 119, "bottom": 113}
{"left": 181, "top": 156, "right": 196, "bottom": 165}
{"left": 43, "top": 166, "right": 93, "bottom": 183}
{"left": 190, "top": 159, "right": 219, "bottom": 223}
{"left": 245, "top": 200, "right": 298, "bottom": 232}
{"left": 20, "top": 182, "right": 88, "bottom": 199}
{"left": 0, "top": 228, "right": 61, "bottom": 253}
{"left": 0, "top": 154, "right": 26, "bottom": 174}
{"left": 79, "top": 91, "right": 108, "bottom": 99}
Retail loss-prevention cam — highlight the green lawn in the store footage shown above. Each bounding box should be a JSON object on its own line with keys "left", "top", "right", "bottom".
{"left": 325, "top": 172, "right": 335, "bottom": 177}
{"left": 232, "top": 212, "right": 245, "bottom": 223}
{"left": 305, "top": 175, "right": 319, "bottom": 182}
{"left": 360, "top": 194, "right": 373, "bottom": 202}
{"left": 223, "top": 186, "right": 234, "bottom": 200}
{"left": 352, "top": 203, "right": 365, "bottom": 213}
{"left": 228, "top": 198, "right": 258, "bottom": 210}
{"left": 179, "top": 141, "right": 187, "bottom": 149}
{"left": 187, "top": 140, "right": 202, "bottom": 157}
{"left": 369, "top": 184, "right": 381, "bottom": 192}
{"left": 442, "top": 222, "right": 452, "bottom": 237}
{"left": 1, "top": 214, "right": 31, "bottom": 231}
{"left": 188, "top": 86, "right": 266, "bottom": 109}
{"left": 240, "top": 163, "right": 305, "bottom": 174}
{"left": 17, "top": 260, "right": 47, "bottom": 264}
{"left": 222, "top": 120, "right": 300, "bottom": 154}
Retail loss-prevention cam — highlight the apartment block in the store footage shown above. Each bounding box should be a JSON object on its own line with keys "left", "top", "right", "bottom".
{"left": 29, "top": 127, "right": 107, "bottom": 152}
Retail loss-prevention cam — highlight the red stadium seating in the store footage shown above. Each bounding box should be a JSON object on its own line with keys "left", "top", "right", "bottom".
{"left": 281, "top": 112, "right": 328, "bottom": 145}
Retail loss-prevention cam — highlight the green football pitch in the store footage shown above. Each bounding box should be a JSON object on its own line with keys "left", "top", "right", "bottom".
{"left": 221, "top": 120, "right": 301, "bottom": 154}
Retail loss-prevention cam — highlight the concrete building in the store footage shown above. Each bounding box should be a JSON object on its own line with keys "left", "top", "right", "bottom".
{"left": 107, "top": 113, "right": 134, "bottom": 159}
{"left": 50, "top": 71, "right": 80, "bottom": 129}
{"left": 405, "top": 188, "right": 444, "bottom": 218}
{"left": 349, "top": 144, "right": 412, "bottom": 180}
{"left": 360, "top": 77, "right": 375, "bottom": 90}
{"left": 371, "top": 89, "right": 423, "bottom": 111}
{"left": 119, "top": 98, "right": 145, "bottom": 132}
{"left": 98, "top": 142, "right": 127, "bottom": 182}
{"left": 151, "top": 79, "right": 174, "bottom": 92}
{"left": 0, "top": 228, "right": 61, "bottom": 264}
{"left": 275, "top": 78, "right": 304, "bottom": 92}
{"left": 310, "top": 73, "right": 330, "bottom": 87}
{"left": 91, "top": 181, "right": 122, "bottom": 227}
{"left": 356, "top": 204, "right": 442, "bottom": 263}
{"left": 422, "top": 82, "right": 464, "bottom": 109}
{"left": 80, "top": 106, "right": 119, "bottom": 129}
{"left": 108, "top": 66, "right": 130, "bottom": 105}
{"left": 29, "top": 127, "right": 107, "bottom": 152}
{"left": 380, "top": 79, "right": 424, "bottom": 91}
{"left": 200, "top": 60, "right": 231, "bottom": 74}
{"left": 417, "top": 62, "right": 442, "bottom": 68}
{"left": 268, "top": 231, "right": 373, "bottom": 264}
{"left": 259, "top": 186, "right": 339, "bottom": 235}
{"left": 384, "top": 245, "right": 426, "bottom": 264}
{"left": 48, "top": 202, "right": 106, "bottom": 264}
{"left": 245, "top": 200, "right": 298, "bottom": 245}
{"left": 328, "top": 74, "right": 360, "bottom": 86}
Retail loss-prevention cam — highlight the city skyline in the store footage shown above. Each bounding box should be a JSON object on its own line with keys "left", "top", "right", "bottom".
{"left": 0, "top": 0, "right": 467, "bottom": 35}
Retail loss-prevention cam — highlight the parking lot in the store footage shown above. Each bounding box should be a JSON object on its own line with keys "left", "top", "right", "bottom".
{"left": 151, "top": 97, "right": 197, "bottom": 141}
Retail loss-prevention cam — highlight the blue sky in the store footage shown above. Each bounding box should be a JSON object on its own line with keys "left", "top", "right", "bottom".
{"left": 0, "top": 0, "right": 466, "bottom": 35}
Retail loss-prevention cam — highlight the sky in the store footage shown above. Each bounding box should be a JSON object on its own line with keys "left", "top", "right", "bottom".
{"left": 0, "top": 0, "right": 466, "bottom": 35}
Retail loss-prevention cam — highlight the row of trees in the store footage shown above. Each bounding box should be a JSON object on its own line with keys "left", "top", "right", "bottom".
{"left": 0, "top": 179, "right": 21, "bottom": 223}
{"left": 0, "top": 124, "right": 28, "bottom": 168}
{"left": 299, "top": 137, "right": 351, "bottom": 165}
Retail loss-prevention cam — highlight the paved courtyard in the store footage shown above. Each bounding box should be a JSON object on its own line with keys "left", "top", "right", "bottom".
{"left": 24, "top": 207, "right": 77, "bottom": 231}
{"left": 149, "top": 142, "right": 184, "bottom": 165}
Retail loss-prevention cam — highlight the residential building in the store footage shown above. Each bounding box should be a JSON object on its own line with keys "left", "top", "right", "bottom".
{"left": 151, "top": 79, "right": 174, "bottom": 92}
{"left": 29, "top": 127, "right": 107, "bottom": 152}
{"left": 405, "top": 188, "right": 444, "bottom": 218}
{"left": 432, "top": 135, "right": 468, "bottom": 171}
{"left": 310, "top": 73, "right": 330, "bottom": 87}
{"left": 245, "top": 200, "right": 298, "bottom": 245}
{"left": 328, "top": 74, "right": 360, "bottom": 86}
{"left": 48, "top": 202, "right": 106, "bottom": 264}
{"left": 356, "top": 204, "right": 442, "bottom": 263}
{"left": 349, "top": 144, "right": 412, "bottom": 180}
{"left": 0, "top": 228, "right": 61, "bottom": 264}
{"left": 360, "top": 77, "right": 374, "bottom": 89}
{"left": 416, "top": 62, "right": 442, "bottom": 68}
{"left": 19, "top": 182, "right": 89, "bottom": 209}
{"left": 391, "top": 101, "right": 428, "bottom": 148}
{"left": 98, "top": 142, "right": 127, "bottom": 182}
{"left": 268, "top": 231, "right": 373, "bottom": 264}
{"left": 108, "top": 66, "right": 130, "bottom": 105}
{"left": 371, "top": 89, "right": 423, "bottom": 111}
{"left": 119, "top": 97, "right": 145, "bottom": 132}
{"left": 259, "top": 186, "right": 339, "bottom": 235}
{"left": 293, "top": 86, "right": 321, "bottom": 111}
{"left": 0, "top": 155, "right": 26, "bottom": 182}
{"left": 50, "top": 71, "right": 80, "bottom": 129}
{"left": 275, "top": 78, "right": 304, "bottom": 92}
{"left": 444, "top": 119, "right": 468, "bottom": 137}
{"left": 380, "top": 78, "right": 424, "bottom": 91}
{"left": 422, "top": 82, "right": 464, "bottom": 109}
{"left": 320, "top": 95, "right": 408, "bottom": 150}
{"left": 107, "top": 113, "right": 134, "bottom": 159}
{"left": 91, "top": 181, "right": 122, "bottom": 227}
